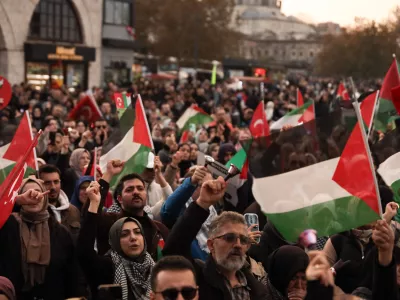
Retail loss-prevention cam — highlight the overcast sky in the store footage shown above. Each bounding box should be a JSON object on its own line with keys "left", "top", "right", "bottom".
{"left": 281, "top": 0, "right": 399, "bottom": 26}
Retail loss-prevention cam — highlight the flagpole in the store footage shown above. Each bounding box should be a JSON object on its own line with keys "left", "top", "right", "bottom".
{"left": 93, "top": 147, "right": 97, "bottom": 181}
{"left": 353, "top": 101, "right": 383, "bottom": 218}
{"left": 25, "top": 111, "right": 39, "bottom": 174}
{"left": 367, "top": 90, "right": 380, "bottom": 139}
{"left": 349, "top": 77, "right": 358, "bottom": 101}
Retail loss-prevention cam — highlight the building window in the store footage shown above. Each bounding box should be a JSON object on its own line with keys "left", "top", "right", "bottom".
{"left": 310, "top": 51, "right": 314, "bottom": 57}
{"left": 29, "top": 0, "right": 82, "bottom": 43}
{"left": 104, "top": 0, "right": 131, "bottom": 25}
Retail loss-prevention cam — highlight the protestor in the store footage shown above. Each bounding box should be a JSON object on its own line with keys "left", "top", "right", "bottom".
{"left": 38, "top": 164, "right": 81, "bottom": 241}
{"left": 150, "top": 256, "right": 198, "bottom": 300}
{"left": 163, "top": 176, "right": 269, "bottom": 300}
{"left": 0, "top": 178, "right": 84, "bottom": 299}
{"left": 78, "top": 181, "right": 154, "bottom": 300}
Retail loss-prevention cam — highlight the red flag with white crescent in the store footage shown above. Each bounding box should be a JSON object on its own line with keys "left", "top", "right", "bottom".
{"left": 250, "top": 102, "right": 270, "bottom": 138}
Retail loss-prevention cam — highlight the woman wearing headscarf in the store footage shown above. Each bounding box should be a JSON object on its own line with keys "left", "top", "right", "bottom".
{"left": 77, "top": 181, "right": 155, "bottom": 300}
{"left": 265, "top": 245, "right": 309, "bottom": 300}
{"left": 70, "top": 175, "right": 94, "bottom": 212}
{"left": 0, "top": 178, "right": 83, "bottom": 299}
{"left": 62, "top": 148, "right": 91, "bottom": 199}
{"left": 0, "top": 277, "right": 16, "bottom": 300}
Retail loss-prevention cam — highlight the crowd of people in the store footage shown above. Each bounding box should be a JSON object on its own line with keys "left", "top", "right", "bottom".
{"left": 0, "top": 75, "right": 399, "bottom": 300}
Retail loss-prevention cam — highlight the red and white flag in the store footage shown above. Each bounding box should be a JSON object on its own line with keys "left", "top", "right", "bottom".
{"left": 0, "top": 131, "right": 41, "bottom": 229}
{"left": 250, "top": 102, "right": 270, "bottom": 138}
{"left": 68, "top": 95, "right": 103, "bottom": 123}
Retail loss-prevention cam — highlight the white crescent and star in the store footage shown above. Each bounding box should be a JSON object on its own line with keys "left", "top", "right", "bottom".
{"left": 252, "top": 119, "right": 264, "bottom": 128}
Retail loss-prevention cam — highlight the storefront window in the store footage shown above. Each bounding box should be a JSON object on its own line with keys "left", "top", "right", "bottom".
{"left": 51, "top": 62, "right": 64, "bottom": 89}
{"left": 26, "top": 62, "right": 50, "bottom": 89}
{"left": 104, "top": 67, "right": 130, "bottom": 86}
{"left": 66, "top": 64, "right": 84, "bottom": 88}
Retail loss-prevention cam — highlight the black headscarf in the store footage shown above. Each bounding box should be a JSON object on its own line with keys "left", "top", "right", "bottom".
{"left": 267, "top": 245, "right": 309, "bottom": 296}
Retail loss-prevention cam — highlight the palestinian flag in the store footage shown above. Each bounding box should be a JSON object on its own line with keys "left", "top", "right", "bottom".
{"left": 245, "top": 108, "right": 381, "bottom": 242}
{"left": 113, "top": 92, "right": 132, "bottom": 119}
{"left": 100, "top": 95, "right": 153, "bottom": 189}
{"left": 360, "top": 90, "right": 379, "bottom": 134}
{"left": 297, "top": 88, "right": 304, "bottom": 107}
{"left": 375, "top": 57, "right": 400, "bottom": 132}
{"left": 270, "top": 100, "right": 314, "bottom": 131}
{"left": 0, "top": 111, "right": 37, "bottom": 183}
{"left": 176, "top": 105, "right": 213, "bottom": 131}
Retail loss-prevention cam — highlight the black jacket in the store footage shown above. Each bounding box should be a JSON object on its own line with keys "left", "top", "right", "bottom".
{"left": 77, "top": 212, "right": 136, "bottom": 300}
{"left": 163, "top": 201, "right": 268, "bottom": 300}
{"left": 0, "top": 214, "right": 84, "bottom": 300}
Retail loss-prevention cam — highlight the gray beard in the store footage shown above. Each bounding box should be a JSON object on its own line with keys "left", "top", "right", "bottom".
{"left": 215, "top": 253, "right": 246, "bottom": 272}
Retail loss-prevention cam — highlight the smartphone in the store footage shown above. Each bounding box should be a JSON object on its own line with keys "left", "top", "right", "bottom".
{"left": 98, "top": 284, "right": 122, "bottom": 300}
{"left": 49, "top": 132, "right": 56, "bottom": 146}
{"left": 244, "top": 213, "right": 260, "bottom": 243}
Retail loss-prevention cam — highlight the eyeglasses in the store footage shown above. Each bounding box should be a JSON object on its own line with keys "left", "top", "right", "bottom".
{"left": 155, "top": 287, "right": 198, "bottom": 300}
{"left": 213, "top": 233, "right": 251, "bottom": 245}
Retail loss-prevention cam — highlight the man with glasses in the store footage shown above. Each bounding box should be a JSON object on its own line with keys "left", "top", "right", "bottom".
{"left": 39, "top": 164, "right": 81, "bottom": 242}
{"left": 150, "top": 255, "right": 198, "bottom": 300}
{"left": 163, "top": 177, "right": 268, "bottom": 300}
{"left": 93, "top": 118, "right": 110, "bottom": 147}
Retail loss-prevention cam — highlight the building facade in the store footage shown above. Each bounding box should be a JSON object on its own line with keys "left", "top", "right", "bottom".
{"left": 0, "top": 0, "right": 102, "bottom": 89}
{"left": 232, "top": 0, "right": 337, "bottom": 74}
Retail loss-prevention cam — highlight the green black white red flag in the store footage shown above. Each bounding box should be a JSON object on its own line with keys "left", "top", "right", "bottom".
{"left": 244, "top": 105, "right": 381, "bottom": 242}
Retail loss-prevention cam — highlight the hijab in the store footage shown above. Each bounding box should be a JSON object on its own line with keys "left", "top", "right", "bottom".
{"left": 70, "top": 176, "right": 94, "bottom": 211}
{"left": 69, "top": 148, "right": 90, "bottom": 177}
{"left": 267, "top": 245, "right": 309, "bottom": 296}
{"left": 15, "top": 178, "right": 50, "bottom": 291}
{"left": 109, "top": 217, "right": 155, "bottom": 300}
{"left": 0, "top": 276, "right": 16, "bottom": 300}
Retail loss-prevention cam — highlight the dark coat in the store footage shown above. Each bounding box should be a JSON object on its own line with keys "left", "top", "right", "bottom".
{"left": 163, "top": 201, "right": 268, "bottom": 300}
{"left": 77, "top": 212, "right": 136, "bottom": 300}
{"left": 61, "top": 168, "right": 80, "bottom": 200}
{"left": 0, "top": 214, "right": 84, "bottom": 300}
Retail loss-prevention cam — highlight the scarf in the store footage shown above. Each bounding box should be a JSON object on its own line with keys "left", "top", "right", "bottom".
{"left": 15, "top": 178, "right": 51, "bottom": 291}
{"left": 351, "top": 229, "right": 373, "bottom": 245}
{"left": 109, "top": 217, "right": 155, "bottom": 300}
{"left": 69, "top": 148, "right": 90, "bottom": 177}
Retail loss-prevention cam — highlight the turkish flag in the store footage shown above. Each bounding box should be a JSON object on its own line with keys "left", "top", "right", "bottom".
{"left": 0, "top": 131, "right": 41, "bottom": 229}
{"left": 68, "top": 95, "right": 102, "bottom": 123}
{"left": 250, "top": 102, "right": 270, "bottom": 138}
{"left": 337, "top": 82, "right": 350, "bottom": 101}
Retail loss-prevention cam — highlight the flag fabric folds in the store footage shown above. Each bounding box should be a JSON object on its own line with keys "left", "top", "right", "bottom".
{"left": 68, "top": 95, "right": 103, "bottom": 124}
{"left": 176, "top": 105, "right": 213, "bottom": 131}
{"left": 0, "top": 130, "right": 41, "bottom": 229}
{"left": 244, "top": 107, "right": 381, "bottom": 242}
{"left": 100, "top": 95, "right": 153, "bottom": 189}
{"left": 270, "top": 101, "right": 314, "bottom": 131}
{"left": 0, "top": 111, "right": 37, "bottom": 183}
{"left": 375, "top": 57, "right": 400, "bottom": 131}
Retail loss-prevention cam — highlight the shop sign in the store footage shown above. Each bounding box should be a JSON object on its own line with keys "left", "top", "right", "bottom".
{"left": 48, "top": 47, "right": 83, "bottom": 61}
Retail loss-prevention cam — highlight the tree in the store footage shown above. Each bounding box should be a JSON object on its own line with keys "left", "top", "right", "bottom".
{"left": 315, "top": 8, "right": 400, "bottom": 79}
{"left": 135, "top": 0, "right": 240, "bottom": 64}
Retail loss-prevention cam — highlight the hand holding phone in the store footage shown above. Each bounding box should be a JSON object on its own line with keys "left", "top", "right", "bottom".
{"left": 244, "top": 213, "right": 260, "bottom": 243}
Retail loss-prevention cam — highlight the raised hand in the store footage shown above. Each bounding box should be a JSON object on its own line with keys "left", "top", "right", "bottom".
{"left": 86, "top": 181, "right": 101, "bottom": 203}
{"left": 106, "top": 159, "right": 124, "bottom": 176}
{"left": 191, "top": 166, "right": 208, "bottom": 186}
{"left": 154, "top": 156, "right": 163, "bottom": 174}
{"left": 373, "top": 219, "right": 395, "bottom": 266}
{"left": 197, "top": 176, "right": 226, "bottom": 210}
{"left": 16, "top": 189, "right": 50, "bottom": 206}
{"left": 383, "top": 202, "right": 399, "bottom": 223}
{"left": 171, "top": 151, "right": 183, "bottom": 168}
{"left": 306, "top": 251, "right": 334, "bottom": 287}
{"left": 61, "top": 135, "right": 70, "bottom": 154}
{"left": 247, "top": 224, "right": 261, "bottom": 244}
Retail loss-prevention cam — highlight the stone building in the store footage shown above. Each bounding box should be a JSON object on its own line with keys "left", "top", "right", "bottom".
{"left": 0, "top": 0, "right": 102, "bottom": 89}
{"left": 231, "top": 0, "right": 335, "bottom": 74}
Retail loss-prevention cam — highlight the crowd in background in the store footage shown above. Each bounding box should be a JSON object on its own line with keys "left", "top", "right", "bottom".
{"left": 0, "top": 74, "right": 400, "bottom": 300}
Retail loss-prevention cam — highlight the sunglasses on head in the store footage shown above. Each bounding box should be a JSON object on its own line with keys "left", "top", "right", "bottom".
{"left": 155, "top": 286, "right": 198, "bottom": 300}
{"left": 213, "top": 233, "right": 251, "bottom": 245}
